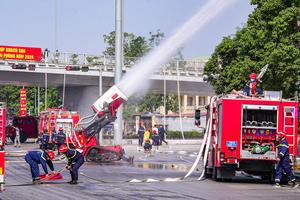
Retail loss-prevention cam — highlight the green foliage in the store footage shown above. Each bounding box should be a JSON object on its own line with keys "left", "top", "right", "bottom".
{"left": 103, "top": 31, "right": 150, "bottom": 58}
{"left": 86, "top": 56, "right": 101, "bottom": 65}
{"left": 205, "top": 0, "right": 300, "bottom": 98}
{"left": 71, "top": 54, "right": 79, "bottom": 65}
{"left": 137, "top": 93, "right": 179, "bottom": 113}
{"left": 166, "top": 131, "right": 204, "bottom": 139}
{"left": 0, "top": 86, "right": 62, "bottom": 117}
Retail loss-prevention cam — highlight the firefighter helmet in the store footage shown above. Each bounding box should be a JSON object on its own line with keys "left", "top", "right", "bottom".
{"left": 59, "top": 127, "right": 63, "bottom": 131}
{"left": 47, "top": 150, "right": 55, "bottom": 160}
{"left": 277, "top": 132, "right": 286, "bottom": 138}
{"left": 249, "top": 73, "right": 257, "bottom": 79}
{"left": 59, "top": 144, "right": 68, "bottom": 153}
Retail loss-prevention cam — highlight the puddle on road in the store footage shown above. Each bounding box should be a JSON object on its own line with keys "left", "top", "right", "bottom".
{"left": 135, "top": 163, "right": 190, "bottom": 172}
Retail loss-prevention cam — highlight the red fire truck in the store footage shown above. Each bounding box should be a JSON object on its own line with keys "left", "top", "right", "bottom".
{"left": 39, "top": 108, "right": 80, "bottom": 145}
{"left": 7, "top": 116, "right": 38, "bottom": 143}
{"left": 0, "top": 103, "right": 6, "bottom": 150}
{"left": 204, "top": 94, "right": 298, "bottom": 181}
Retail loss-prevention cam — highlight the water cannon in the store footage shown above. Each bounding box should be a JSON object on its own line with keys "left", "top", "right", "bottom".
{"left": 91, "top": 85, "right": 128, "bottom": 118}
{"left": 257, "top": 64, "right": 269, "bottom": 83}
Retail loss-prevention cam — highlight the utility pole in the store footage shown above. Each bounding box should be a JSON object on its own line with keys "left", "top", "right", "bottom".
{"left": 114, "top": 0, "right": 123, "bottom": 145}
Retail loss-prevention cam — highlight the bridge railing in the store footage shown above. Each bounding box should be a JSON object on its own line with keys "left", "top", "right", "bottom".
{"left": 0, "top": 52, "right": 207, "bottom": 77}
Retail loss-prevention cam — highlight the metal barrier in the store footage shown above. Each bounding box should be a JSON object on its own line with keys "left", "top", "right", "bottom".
{"left": 0, "top": 53, "right": 207, "bottom": 77}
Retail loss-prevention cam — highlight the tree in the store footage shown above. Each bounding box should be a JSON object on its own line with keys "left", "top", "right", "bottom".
{"left": 204, "top": 0, "right": 300, "bottom": 97}
{"left": 103, "top": 31, "right": 150, "bottom": 58}
{"left": 0, "top": 86, "right": 62, "bottom": 117}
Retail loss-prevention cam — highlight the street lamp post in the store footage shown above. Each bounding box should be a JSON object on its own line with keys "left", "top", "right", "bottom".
{"left": 114, "top": 0, "right": 124, "bottom": 145}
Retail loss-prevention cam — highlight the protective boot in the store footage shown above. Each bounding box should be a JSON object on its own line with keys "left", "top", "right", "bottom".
{"left": 70, "top": 172, "right": 78, "bottom": 184}
{"left": 67, "top": 173, "right": 75, "bottom": 184}
{"left": 33, "top": 177, "right": 41, "bottom": 185}
{"left": 291, "top": 180, "right": 299, "bottom": 188}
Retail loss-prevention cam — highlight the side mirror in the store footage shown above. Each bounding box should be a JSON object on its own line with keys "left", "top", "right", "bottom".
{"left": 195, "top": 109, "right": 201, "bottom": 127}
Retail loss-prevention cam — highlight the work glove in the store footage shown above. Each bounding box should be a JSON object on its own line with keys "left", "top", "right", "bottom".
{"left": 66, "top": 165, "right": 71, "bottom": 170}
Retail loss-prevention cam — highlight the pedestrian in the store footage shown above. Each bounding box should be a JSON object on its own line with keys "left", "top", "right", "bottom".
{"left": 24, "top": 150, "right": 55, "bottom": 184}
{"left": 59, "top": 144, "right": 84, "bottom": 184}
{"left": 43, "top": 48, "right": 50, "bottom": 63}
{"left": 137, "top": 124, "right": 145, "bottom": 147}
{"left": 159, "top": 125, "right": 168, "bottom": 145}
{"left": 13, "top": 126, "right": 21, "bottom": 148}
{"left": 56, "top": 127, "right": 66, "bottom": 155}
{"left": 151, "top": 125, "right": 160, "bottom": 150}
{"left": 54, "top": 49, "right": 60, "bottom": 64}
{"left": 274, "top": 132, "right": 298, "bottom": 188}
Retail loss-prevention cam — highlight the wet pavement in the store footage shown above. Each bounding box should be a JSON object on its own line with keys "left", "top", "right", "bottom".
{"left": 1, "top": 143, "right": 300, "bottom": 200}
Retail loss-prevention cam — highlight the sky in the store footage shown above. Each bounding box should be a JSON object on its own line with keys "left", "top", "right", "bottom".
{"left": 1, "top": 0, "right": 255, "bottom": 59}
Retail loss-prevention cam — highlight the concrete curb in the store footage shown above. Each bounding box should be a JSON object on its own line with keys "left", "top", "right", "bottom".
{"left": 101, "top": 139, "right": 203, "bottom": 145}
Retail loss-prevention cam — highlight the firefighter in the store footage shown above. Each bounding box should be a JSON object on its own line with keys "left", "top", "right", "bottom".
{"left": 24, "top": 150, "right": 55, "bottom": 184}
{"left": 274, "top": 132, "right": 298, "bottom": 188}
{"left": 59, "top": 144, "right": 84, "bottom": 185}
{"left": 159, "top": 125, "right": 168, "bottom": 145}
{"left": 144, "top": 139, "right": 152, "bottom": 153}
{"left": 151, "top": 125, "right": 160, "bottom": 150}
{"left": 143, "top": 128, "right": 151, "bottom": 142}
{"left": 243, "top": 72, "right": 263, "bottom": 97}
{"left": 56, "top": 127, "right": 66, "bottom": 155}
{"left": 39, "top": 129, "right": 49, "bottom": 150}
{"left": 137, "top": 124, "right": 145, "bottom": 147}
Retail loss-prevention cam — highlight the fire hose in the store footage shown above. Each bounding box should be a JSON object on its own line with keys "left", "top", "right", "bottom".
{"left": 79, "top": 96, "right": 218, "bottom": 184}
{"left": 184, "top": 96, "right": 217, "bottom": 180}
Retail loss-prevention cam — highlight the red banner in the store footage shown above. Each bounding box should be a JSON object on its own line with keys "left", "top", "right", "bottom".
{"left": 20, "top": 89, "right": 27, "bottom": 117}
{"left": 0, "top": 45, "right": 42, "bottom": 61}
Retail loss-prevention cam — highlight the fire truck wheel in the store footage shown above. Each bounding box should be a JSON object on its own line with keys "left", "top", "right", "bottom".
{"left": 20, "top": 133, "right": 28, "bottom": 143}
{"left": 9, "top": 136, "right": 15, "bottom": 143}
{"left": 204, "top": 167, "right": 212, "bottom": 178}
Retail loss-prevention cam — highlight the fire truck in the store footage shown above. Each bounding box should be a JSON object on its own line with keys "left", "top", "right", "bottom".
{"left": 203, "top": 94, "right": 298, "bottom": 181}
{"left": 0, "top": 103, "right": 6, "bottom": 150}
{"left": 7, "top": 116, "right": 38, "bottom": 143}
{"left": 38, "top": 108, "right": 80, "bottom": 146}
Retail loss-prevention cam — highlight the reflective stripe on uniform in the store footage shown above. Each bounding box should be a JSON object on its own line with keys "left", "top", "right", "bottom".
{"left": 68, "top": 151, "right": 77, "bottom": 160}
{"left": 279, "top": 152, "right": 284, "bottom": 156}
{"left": 276, "top": 144, "right": 288, "bottom": 148}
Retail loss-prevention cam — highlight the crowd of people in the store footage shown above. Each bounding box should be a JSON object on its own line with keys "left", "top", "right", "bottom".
{"left": 137, "top": 123, "right": 168, "bottom": 153}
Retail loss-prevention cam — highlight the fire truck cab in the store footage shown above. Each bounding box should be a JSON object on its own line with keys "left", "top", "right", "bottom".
{"left": 204, "top": 94, "right": 298, "bottom": 181}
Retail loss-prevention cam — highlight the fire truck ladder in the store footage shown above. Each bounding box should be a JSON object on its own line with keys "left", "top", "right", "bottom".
{"left": 283, "top": 107, "right": 296, "bottom": 156}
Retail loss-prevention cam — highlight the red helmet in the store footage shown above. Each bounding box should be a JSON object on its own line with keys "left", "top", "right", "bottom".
{"left": 59, "top": 127, "right": 63, "bottom": 131}
{"left": 59, "top": 144, "right": 68, "bottom": 153}
{"left": 249, "top": 73, "right": 257, "bottom": 79}
{"left": 277, "top": 132, "right": 286, "bottom": 138}
{"left": 47, "top": 150, "right": 55, "bottom": 160}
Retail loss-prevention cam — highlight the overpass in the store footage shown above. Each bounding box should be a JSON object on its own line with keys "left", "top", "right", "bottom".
{"left": 0, "top": 53, "right": 214, "bottom": 116}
